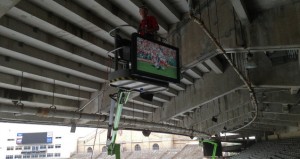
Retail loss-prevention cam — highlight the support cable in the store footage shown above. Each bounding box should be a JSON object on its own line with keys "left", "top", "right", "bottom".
{"left": 214, "top": 0, "right": 220, "bottom": 42}
{"left": 50, "top": 80, "right": 56, "bottom": 109}
{"left": 17, "top": 72, "right": 24, "bottom": 107}
{"left": 207, "top": 0, "right": 211, "bottom": 32}
{"left": 189, "top": 14, "right": 258, "bottom": 133}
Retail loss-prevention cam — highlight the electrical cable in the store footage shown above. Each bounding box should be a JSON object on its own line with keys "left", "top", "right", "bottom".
{"left": 50, "top": 79, "right": 56, "bottom": 109}
{"left": 207, "top": 0, "right": 211, "bottom": 32}
{"left": 214, "top": 0, "right": 220, "bottom": 42}
{"left": 190, "top": 14, "right": 259, "bottom": 133}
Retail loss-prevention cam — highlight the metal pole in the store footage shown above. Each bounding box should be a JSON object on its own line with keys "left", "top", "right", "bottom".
{"left": 114, "top": 29, "right": 120, "bottom": 70}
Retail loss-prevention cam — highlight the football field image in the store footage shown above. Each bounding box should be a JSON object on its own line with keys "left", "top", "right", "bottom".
{"left": 137, "top": 60, "right": 177, "bottom": 79}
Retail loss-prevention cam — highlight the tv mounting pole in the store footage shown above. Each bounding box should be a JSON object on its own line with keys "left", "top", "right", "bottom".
{"left": 114, "top": 28, "right": 120, "bottom": 71}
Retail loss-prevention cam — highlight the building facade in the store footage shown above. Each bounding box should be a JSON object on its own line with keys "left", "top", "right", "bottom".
{"left": 2, "top": 131, "right": 70, "bottom": 159}
{"left": 77, "top": 129, "right": 199, "bottom": 155}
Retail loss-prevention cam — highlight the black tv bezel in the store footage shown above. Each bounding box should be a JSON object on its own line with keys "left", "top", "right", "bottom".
{"left": 131, "top": 33, "right": 180, "bottom": 83}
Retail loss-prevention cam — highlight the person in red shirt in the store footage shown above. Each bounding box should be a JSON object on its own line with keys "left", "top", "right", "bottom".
{"left": 138, "top": 6, "right": 159, "bottom": 39}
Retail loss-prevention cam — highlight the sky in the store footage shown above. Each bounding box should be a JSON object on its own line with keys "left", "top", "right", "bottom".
{"left": 0, "top": 122, "right": 97, "bottom": 156}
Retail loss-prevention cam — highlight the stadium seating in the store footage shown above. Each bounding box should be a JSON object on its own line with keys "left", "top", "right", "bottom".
{"left": 172, "top": 145, "right": 203, "bottom": 159}
{"left": 230, "top": 138, "right": 300, "bottom": 159}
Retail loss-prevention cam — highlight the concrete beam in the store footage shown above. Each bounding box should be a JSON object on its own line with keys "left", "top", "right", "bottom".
{"left": 173, "top": 0, "right": 237, "bottom": 67}
{"left": 0, "top": 112, "right": 67, "bottom": 125}
{"left": 0, "top": 89, "right": 79, "bottom": 111}
{"left": 160, "top": 0, "right": 182, "bottom": 21}
{"left": 0, "top": 33, "right": 108, "bottom": 82}
{"left": 0, "top": 0, "right": 20, "bottom": 17}
{"left": 153, "top": 94, "right": 170, "bottom": 103}
{"left": 0, "top": 55, "right": 102, "bottom": 90}
{"left": 196, "top": 63, "right": 210, "bottom": 73}
{"left": 181, "top": 73, "right": 194, "bottom": 85}
{"left": 262, "top": 112, "right": 300, "bottom": 121}
{"left": 190, "top": 67, "right": 203, "bottom": 78}
{"left": 290, "top": 87, "right": 299, "bottom": 95}
{"left": 185, "top": 68, "right": 202, "bottom": 79}
{"left": 204, "top": 57, "right": 224, "bottom": 74}
{"left": 262, "top": 91, "right": 300, "bottom": 105}
{"left": 248, "top": 2, "right": 300, "bottom": 49}
{"left": 0, "top": 13, "right": 111, "bottom": 72}
{"left": 160, "top": 87, "right": 178, "bottom": 97}
{"left": 0, "top": 72, "right": 89, "bottom": 101}
{"left": 0, "top": 45, "right": 104, "bottom": 83}
{"left": 230, "top": 0, "right": 249, "bottom": 25}
{"left": 169, "top": 83, "right": 186, "bottom": 91}
{"left": 0, "top": 98, "right": 77, "bottom": 112}
{"left": 123, "top": 103, "right": 155, "bottom": 114}
{"left": 250, "top": 53, "right": 300, "bottom": 88}
{"left": 128, "top": 100, "right": 159, "bottom": 109}
{"left": 186, "top": 90, "right": 252, "bottom": 128}
{"left": 251, "top": 123, "right": 285, "bottom": 131}
{"left": 0, "top": 80, "right": 88, "bottom": 101}
{"left": 152, "top": 66, "right": 244, "bottom": 122}
{"left": 93, "top": 0, "right": 138, "bottom": 34}
{"left": 121, "top": 109, "right": 147, "bottom": 120}
{"left": 129, "top": 0, "right": 168, "bottom": 33}
{"left": 29, "top": 0, "right": 114, "bottom": 44}
{"left": 14, "top": 0, "right": 114, "bottom": 56}
{"left": 0, "top": 65, "right": 97, "bottom": 93}
{"left": 132, "top": 96, "right": 163, "bottom": 107}
{"left": 255, "top": 118, "right": 298, "bottom": 127}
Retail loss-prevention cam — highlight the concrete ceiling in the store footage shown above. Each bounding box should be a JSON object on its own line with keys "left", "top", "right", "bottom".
{"left": 0, "top": 0, "right": 300, "bottom": 142}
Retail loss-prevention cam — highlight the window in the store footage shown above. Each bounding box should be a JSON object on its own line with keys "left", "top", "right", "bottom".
{"left": 55, "top": 144, "right": 61, "bottom": 148}
{"left": 23, "top": 154, "right": 30, "bottom": 158}
{"left": 5, "top": 155, "right": 13, "bottom": 159}
{"left": 55, "top": 136, "right": 62, "bottom": 139}
{"left": 7, "top": 139, "right": 14, "bottom": 141}
{"left": 102, "top": 146, "right": 107, "bottom": 152}
{"left": 31, "top": 154, "right": 38, "bottom": 158}
{"left": 47, "top": 153, "right": 53, "bottom": 157}
{"left": 87, "top": 147, "right": 93, "bottom": 153}
{"left": 134, "top": 144, "right": 141, "bottom": 151}
{"left": 7, "top": 146, "right": 14, "bottom": 150}
{"left": 14, "top": 155, "right": 22, "bottom": 159}
{"left": 48, "top": 145, "right": 54, "bottom": 149}
{"left": 152, "top": 143, "right": 159, "bottom": 150}
{"left": 32, "top": 146, "right": 38, "bottom": 151}
{"left": 40, "top": 145, "right": 46, "bottom": 149}
{"left": 24, "top": 146, "right": 31, "bottom": 150}
{"left": 15, "top": 146, "right": 22, "bottom": 150}
{"left": 39, "top": 154, "right": 46, "bottom": 158}
{"left": 55, "top": 153, "right": 61, "bottom": 157}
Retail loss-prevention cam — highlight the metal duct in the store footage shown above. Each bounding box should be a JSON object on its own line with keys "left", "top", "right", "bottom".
{"left": 0, "top": 104, "right": 210, "bottom": 137}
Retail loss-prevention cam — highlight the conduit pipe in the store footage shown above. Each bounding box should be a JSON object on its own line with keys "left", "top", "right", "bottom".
{"left": 0, "top": 104, "right": 210, "bottom": 137}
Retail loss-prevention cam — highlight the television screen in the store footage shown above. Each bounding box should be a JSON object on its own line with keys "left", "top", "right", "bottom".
{"left": 16, "top": 132, "right": 52, "bottom": 144}
{"left": 131, "top": 33, "right": 180, "bottom": 83}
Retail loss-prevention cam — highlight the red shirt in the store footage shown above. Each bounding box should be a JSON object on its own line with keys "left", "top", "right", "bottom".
{"left": 138, "top": 16, "right": 159, "bottom": 36}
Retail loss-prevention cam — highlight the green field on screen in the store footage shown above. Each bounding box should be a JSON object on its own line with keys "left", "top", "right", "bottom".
{"left": 137, "top": 61, "right": 177, "bottom": 79}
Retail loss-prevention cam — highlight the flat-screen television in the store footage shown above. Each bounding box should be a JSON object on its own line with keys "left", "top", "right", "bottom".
{"left": 131, "top": 33, "right": 180, "bottom": 83}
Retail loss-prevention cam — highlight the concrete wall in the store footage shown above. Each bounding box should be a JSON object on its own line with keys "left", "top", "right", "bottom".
{"left": 248, "top": 2, "right": 300, "bottom": 49}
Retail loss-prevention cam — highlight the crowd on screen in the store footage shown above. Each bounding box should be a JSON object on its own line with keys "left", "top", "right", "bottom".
{"left": 137, "top": 38, "right": 176, "bottom": 70}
